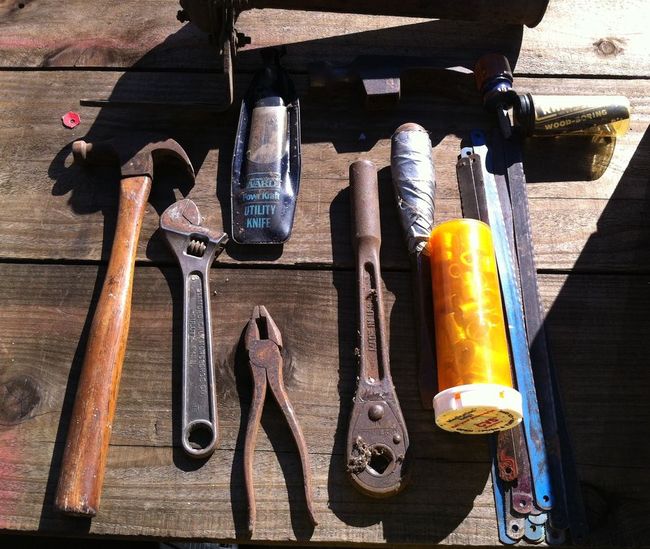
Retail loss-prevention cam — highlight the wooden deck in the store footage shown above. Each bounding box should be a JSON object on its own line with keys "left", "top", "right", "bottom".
{"left": 0, "top": 0, "right": 649, "bottom": 545}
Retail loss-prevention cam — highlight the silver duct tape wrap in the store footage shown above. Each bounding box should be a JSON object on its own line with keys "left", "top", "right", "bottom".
{"left": 390, "top": 125, "right": 436, "bottom": 255}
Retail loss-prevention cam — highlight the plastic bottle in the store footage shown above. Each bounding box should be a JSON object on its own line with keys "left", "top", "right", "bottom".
{"left": 428, "top": 219, "right": 523, "bottom": 434}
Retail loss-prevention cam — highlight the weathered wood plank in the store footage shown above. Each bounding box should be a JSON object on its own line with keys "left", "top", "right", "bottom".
{"left": 0, "top": 264, "right": 649, "bottom": 544}
{"left": 0, "top": 0, "right": 648, "bottom": 77}
{"left": 0, "top": 70, "right": 648, "bottom": 271}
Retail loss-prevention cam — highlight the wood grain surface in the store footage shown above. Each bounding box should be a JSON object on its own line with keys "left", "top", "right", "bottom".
{"left": 0, "top": 0, "right": 647, "bottom": 76}
{"left": 1, "top": 265, "right": 649, "bottom": 544}
{"left": 1, "top": 0, "right": 649, "bottom": 545}
{"left": 0, "top": 72, "right": 648, "bottom": 271}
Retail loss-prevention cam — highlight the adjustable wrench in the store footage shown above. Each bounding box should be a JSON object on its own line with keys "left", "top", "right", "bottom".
{"left": 346, "top": 160, "right": 409, "bottom": 497}
{"left": 160, "top": 199, "right": 228, "bottom": 458}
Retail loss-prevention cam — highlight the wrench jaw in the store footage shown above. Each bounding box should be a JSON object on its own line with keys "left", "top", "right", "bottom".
{"left": 160, "top": 198, "right": 229, "bottom": 268}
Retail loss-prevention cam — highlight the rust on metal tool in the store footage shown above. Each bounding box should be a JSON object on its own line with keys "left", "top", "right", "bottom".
{"left": 504, "top": 481, "right": 526, "bottom": 541}
{"left": 510, "top": 425, "right": 535, "bottom": 515}
{"left": 346, "top": 159, "right": 409, "bottom": 497}
{"left": 243, "top": 306, "right": 317, "bottom": 535}
{"left": 160, "top": 199, "right": 228, "bottom": 458}
{"left": 497, "top": 427, "right": 519, "bottom": 482}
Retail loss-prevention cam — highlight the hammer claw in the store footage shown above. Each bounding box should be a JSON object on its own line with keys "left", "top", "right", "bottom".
{"left": 72, "top": 135, "right": 195, "bottom": 181}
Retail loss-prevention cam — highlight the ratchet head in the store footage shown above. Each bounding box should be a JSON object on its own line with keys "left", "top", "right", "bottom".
{"left": 346, "top": 395, "right": 410, "bottom": 498}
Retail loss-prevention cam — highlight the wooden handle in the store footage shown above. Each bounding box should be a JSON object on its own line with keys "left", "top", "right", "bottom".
{"left": 55, "top": 175, "right": 152, "bottom": 516}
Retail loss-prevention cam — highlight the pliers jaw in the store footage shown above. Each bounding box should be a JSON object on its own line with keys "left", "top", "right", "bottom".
{"left": 245, "top": 305, "right": 283, "bottom": 352}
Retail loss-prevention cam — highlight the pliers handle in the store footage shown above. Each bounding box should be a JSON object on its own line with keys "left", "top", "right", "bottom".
{"left": 243, "top": 306, "right": 317, "bottom": 535}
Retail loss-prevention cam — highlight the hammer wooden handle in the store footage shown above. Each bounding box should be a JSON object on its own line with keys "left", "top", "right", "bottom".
{"left": 55, "top": 175, "right": 152, "bottom": 516}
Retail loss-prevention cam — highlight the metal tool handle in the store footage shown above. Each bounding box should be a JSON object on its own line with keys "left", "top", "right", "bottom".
{"left": 180, "top": 263, "right": 219, "bottom": 458}
{"left": 350, "top": 160, "right": 382, "bottom": 250}
{"left": 346, "top": 160, "right": 409, "bottom": 498}
{"left": 349, "top": 160, "right": 387, "bottom": 385}
{"left": 55, "top": 175, "right": 151, "bottom": 517}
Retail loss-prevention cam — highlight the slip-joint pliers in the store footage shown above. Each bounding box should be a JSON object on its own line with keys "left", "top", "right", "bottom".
{"left": 243, "top": 305, "right": 317, "bottom": 535}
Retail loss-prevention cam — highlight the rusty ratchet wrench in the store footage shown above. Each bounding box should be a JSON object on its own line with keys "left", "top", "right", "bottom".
{"left": 160, "top": 198, "right": 228, "bottom": 458}
{"left": 346, "top": 160, "right": 409, "bottom": 497}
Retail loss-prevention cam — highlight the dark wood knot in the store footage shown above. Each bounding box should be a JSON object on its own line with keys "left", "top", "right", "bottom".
{"left": 0, "top": 375, "right": 40, "bottom": 426}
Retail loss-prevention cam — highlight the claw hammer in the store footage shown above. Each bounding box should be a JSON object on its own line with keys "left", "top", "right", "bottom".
{"left": 55, "top": 135, "right": 194, "bottom": 517}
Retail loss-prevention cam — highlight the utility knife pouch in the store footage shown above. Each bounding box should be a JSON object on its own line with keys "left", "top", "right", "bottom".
{"left": 231, "top": 51, "right": 301, "bottom": 244}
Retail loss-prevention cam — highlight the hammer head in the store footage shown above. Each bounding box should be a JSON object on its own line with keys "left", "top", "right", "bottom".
{"left": 72, "top": 134, "right": 195, "bottom": 181}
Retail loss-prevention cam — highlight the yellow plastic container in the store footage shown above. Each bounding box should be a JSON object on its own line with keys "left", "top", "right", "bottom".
{"left": 428, "top": 219, "right": 523, "bottom": 434}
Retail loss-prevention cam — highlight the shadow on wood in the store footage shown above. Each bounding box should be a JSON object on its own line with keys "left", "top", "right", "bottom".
{"left": 540, "top": 127, "right": 650, "bottom": 544}
{"left": 36, "top": 268, "right": 104, "bottom": 533}
{"left": 523, "top": 136, "right": 618, "bottom": 183}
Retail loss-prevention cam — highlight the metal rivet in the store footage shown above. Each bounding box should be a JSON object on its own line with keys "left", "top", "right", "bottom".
{"left": 393, "top": 434, "right": 402, "bottom": 444}
{"left": 368, "top": 404, "right": 384, "bottom": 421}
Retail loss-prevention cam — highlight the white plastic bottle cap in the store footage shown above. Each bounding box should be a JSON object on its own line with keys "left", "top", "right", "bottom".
{"left": 433, "top": 383, "right": 523, "bottom": 434}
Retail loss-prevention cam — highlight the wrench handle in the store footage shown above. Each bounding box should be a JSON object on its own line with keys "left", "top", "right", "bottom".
{"left": 180, "top": 264, "right": 218, "bottom": 458}
{"left": 55, "top": 175, "right": 151, "bottom": 516}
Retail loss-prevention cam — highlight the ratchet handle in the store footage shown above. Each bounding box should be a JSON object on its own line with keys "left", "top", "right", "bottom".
{"left": 180, "top": 263, "right": 219, "bottom": 458}
{"left": 350, "top": 160, "right": 381, "bottom": 253}
{"left": 349, "top": 160, "right": 387, "bottom": 384}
